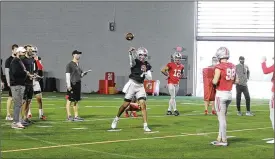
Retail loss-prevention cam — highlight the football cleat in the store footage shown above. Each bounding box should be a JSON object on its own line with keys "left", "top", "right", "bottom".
{"left": 132, "top": 111, "right": 138, "bottom": 117}
{"left": 67, "top": 116, "right": 74, "bottom": 121}
{"left": 204, "top": 110, "right": 208, "bottom": 115}
{"left": 212, "top": 110, "right": 217, "bottom": 115}
{"left": 166, "top": 111, "right": 173, "bottom": 115}
{"left": 11, "top": 122, "right": 25, "bottom": 129}
{"left": 40, "top": 115, "right": 47, "bottom": 120}
{"left": 174, "top": 110, "right": 180, "bottom": 116}
{"left": 211, "top": 141, "right": 228, "bottom": 146}
{"left": 5, "top": 115, "right": 13, "bottom": 121}
{"left": 111, "top": 118, "right": 119, "bottom": 129}
{"left": 246, "top": 111, "right": 255, "bottom": 116}
{"left": 144, "top": 126, "right": 151, "bottom": 132}
{"left": 237, "top": 111, "right": 242, "bottom": 116}
{"left": 124, "top": 112, "right": 130, "bottom": 118}
{"left": 74, "top": 116, "right": 84, "bottom": 122}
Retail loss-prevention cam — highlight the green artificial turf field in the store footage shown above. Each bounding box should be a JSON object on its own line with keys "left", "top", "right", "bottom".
{"left": 1, "top": 92, "right": 274, "bottom": 159}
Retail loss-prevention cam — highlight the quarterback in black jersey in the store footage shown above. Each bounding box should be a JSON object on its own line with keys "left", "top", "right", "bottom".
{"left": 111, "top": 47, "right": 152, "bottom": 132}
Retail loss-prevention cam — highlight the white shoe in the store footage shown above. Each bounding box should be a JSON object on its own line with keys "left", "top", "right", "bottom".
{"left": 11, "top": 122, "right": 25, "bottom": 129}
{"left": 5, "top": 116, "right": 13, "bottom": 121}
{"left": 245, "top": 111, "right": 255, "bottom": 116}
{"left": 144, "top": 126, "right": 151, "bottom": 132}
{"left": 211, "top": 141, "right": 228, "bottom": 146}
{"left": 111, "top": 118, "right": 119, "bottom": 129}
{"left": 266, "top": 139, "right": 274, "bottom": 144}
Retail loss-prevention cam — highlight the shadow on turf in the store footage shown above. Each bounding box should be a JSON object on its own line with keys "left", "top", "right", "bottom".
{"left": 228, "top": 137, "right": 250, "bottom": 143}
{"left": 130, "top": 124, "right": 167, "bottom": 129}
{"left": 79, "top": 114, "right": 99, "bottom": 118}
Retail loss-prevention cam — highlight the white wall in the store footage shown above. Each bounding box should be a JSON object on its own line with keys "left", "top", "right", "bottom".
{"left": 196, "top": 41, "right": 274, "bottom": 99}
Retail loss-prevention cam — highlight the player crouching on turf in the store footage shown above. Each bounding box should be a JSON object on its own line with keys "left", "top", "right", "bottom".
{"left": 111, "top": 47, "right": 152, "bottom": 132}
{"left": 161, "top": 50, "right": 185, "bottom": 116}
{"left": 211, "top": 47, "right": 238, "bottom": 146}
{"left": 261, "top": 56, "right": 274, "bottom": 144}
{"left": 124, "top": 97, "right": 140, "bottom": 117}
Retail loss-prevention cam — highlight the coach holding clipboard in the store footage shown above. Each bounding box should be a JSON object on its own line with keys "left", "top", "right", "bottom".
{"left": 65, "top": 50, "right": 92, "bottom": 122}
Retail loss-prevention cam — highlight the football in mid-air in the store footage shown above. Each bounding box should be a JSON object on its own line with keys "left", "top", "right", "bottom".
{"left": 125, "top": 32, "right": 134, "bottom": 41}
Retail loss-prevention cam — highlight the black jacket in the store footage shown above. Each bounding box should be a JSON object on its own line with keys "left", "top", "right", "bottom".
{"left": 9, "top": 57, "right": 27, "bottom": 86}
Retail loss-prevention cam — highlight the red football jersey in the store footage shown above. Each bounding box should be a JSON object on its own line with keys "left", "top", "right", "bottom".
{"left": 203, "top": 67, "right": 216, "bottom": 101}
{"left": 167, "top": 62, "right": 184, "bottom": 84}
{"left": 215, "top": 62, "right": 236, "bottom": 91}
{"left": 261, "top": 62, "right": 274, "bottom": 92}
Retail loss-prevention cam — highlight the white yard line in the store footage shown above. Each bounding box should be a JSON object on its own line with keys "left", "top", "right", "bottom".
{"left": 3, "top": 127, "right": 271, "bottom": 153}
{"left": 15, "top": 131, "right": 137, "bottom": 158}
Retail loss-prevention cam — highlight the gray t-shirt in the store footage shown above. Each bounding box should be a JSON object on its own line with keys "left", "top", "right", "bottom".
{"left": 66, "top": 61, "right": 83, "bottom": 84}
{"left": 236, "top": 63, "right": 249, "bottom": 86}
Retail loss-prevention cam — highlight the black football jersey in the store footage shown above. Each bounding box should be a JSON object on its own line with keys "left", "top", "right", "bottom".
{"left": 129, "top": 59, "right": 152, "bottom": 83}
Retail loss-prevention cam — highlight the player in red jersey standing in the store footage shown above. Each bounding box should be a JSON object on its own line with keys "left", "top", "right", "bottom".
{"left": 203, "top": 56, "right": 218, "bottom": 115}
{"left": 261, "top": 56, "right": 274, "bottom": 144}
{"left": 210, "top": 47, "right": 238, "bottom": 146}
{"left": 161, "top": 52, "right": 185, "bottom": 116}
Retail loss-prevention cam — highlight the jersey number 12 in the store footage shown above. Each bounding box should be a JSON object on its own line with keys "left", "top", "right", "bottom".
{"left": 226, "top": 68, "right": 236, "bottom": 80}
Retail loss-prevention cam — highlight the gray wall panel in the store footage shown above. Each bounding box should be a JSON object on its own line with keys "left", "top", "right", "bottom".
{"left": 1, "top": 2, "right": 195, "bottom": 93}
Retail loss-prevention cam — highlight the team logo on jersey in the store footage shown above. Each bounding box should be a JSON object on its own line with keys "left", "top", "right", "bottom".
{"left": 146, "top": 82, "right": 152, "bottom": 90}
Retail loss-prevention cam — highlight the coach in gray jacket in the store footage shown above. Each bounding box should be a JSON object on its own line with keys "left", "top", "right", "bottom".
{"left": 235, "top": 56, "right": 254, "bottom": 116}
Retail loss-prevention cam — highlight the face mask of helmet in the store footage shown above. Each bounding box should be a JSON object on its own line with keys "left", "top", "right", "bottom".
{"left": 137, "top": 48, "right": 148, "bottom": 62}
{"left": 27, "top": 51, "right": 33, "bottom": 57}
{"left": 138, "top": 53, "right": 147, "bottom": 61}
{"left": 173, "top": 52, "right": 182, "bottom": 64}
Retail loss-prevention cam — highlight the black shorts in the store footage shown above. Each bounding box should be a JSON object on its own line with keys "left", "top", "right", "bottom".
{"left": 8, "top": 87, "right": 12, "bottom": 97}
{"left": 66, "top": 82, "right": 81, "bottom": 102}
{"left": 23, "top": 85, "right": 34, "bottom": 100}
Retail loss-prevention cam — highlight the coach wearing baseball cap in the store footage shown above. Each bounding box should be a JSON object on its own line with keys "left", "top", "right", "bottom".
{"left": 235, "top": 56, "right": 254, "bottom": 116}
{"left": 9, "top": 46, "right": 30, "bottom": 129}
{"left": 65, "top": 50, "right": 90, "bottom": 122}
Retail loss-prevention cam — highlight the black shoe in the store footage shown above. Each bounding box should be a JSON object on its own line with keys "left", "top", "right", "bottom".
{"left": 25, "top": 118, "right": 34, "bottom": 124}
{"left": 174, "top": 110, "right": 180, "bottom": 116}
{"left": 166, "top": 111, "right": 173, "bottom": 115}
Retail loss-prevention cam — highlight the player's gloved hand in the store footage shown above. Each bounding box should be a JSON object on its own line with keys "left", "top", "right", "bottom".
{"left": 261, "top": 56, "right": 267, "bottom": 63}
